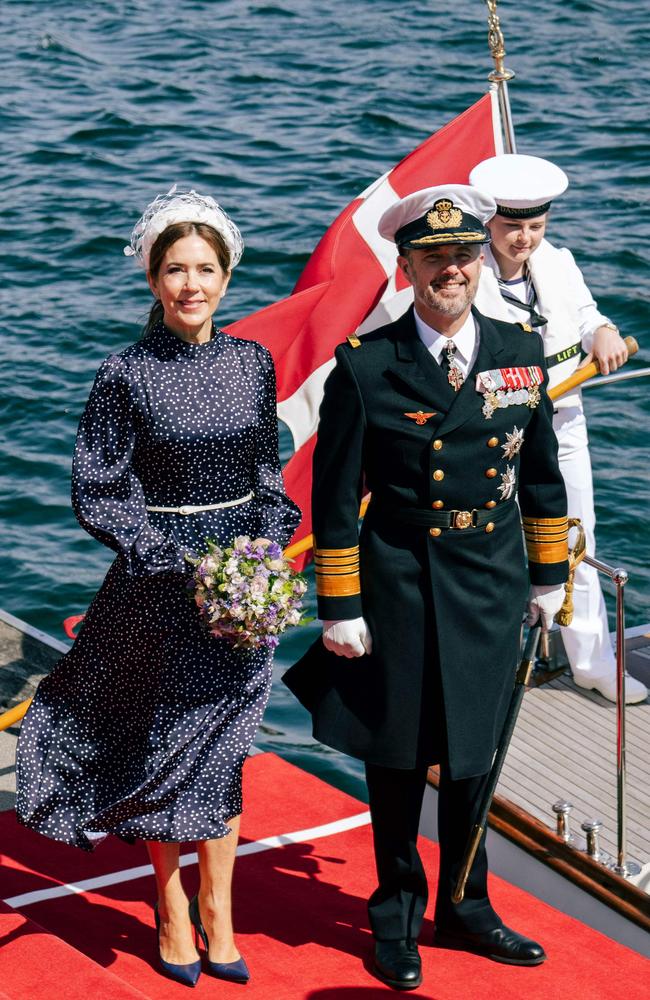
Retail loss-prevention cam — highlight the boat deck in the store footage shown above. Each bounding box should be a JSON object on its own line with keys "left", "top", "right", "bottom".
{"left": 4, "top": 612, "right": 647, "bottom": 863}
{"left": 1, "top": 609, "right": 648, "bottom": 942}
{"left": 497, "top": 629, "right": 650, "bottom": 871}
{"left": 3, "top": 750, "right": 648, "bottom": 999}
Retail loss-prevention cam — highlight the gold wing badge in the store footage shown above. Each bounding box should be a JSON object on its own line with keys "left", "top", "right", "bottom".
{"left": 404, "top": 411, "right": 437, "bottom": 425}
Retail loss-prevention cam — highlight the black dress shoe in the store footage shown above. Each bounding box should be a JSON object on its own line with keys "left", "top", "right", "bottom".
{"left": 433, "top": 924, "right": 546, "bottom": 966}
{"left": 373, "top": 939, "right": 423, "bottom": 990}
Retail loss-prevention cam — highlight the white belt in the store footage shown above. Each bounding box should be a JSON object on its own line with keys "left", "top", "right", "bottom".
{"left": 146, "top": 492, "right": 254, "bottom": 515}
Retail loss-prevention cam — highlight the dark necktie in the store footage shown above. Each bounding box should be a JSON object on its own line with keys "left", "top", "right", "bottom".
{"left": 441, "top": 339, "right": 465, "bottom": 392}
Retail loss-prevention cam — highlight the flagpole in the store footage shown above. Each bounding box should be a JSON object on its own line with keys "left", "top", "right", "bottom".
{"left": 486, "top": 0, "right": 517, "bottom": 153}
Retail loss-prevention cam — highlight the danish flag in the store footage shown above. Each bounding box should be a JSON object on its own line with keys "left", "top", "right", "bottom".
{"left": 225, "top": 93, "right": 502, "bottom": 567}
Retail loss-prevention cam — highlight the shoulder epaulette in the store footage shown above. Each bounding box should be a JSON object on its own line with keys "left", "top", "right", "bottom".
{"left": 346, "top": 333, "right": 362, "bottom": 348}
{"left": 516, "top": 321, "right": 533, "bottom": 334}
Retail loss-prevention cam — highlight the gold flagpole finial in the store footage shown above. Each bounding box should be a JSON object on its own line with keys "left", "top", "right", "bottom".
{"left": 485, "top": 0, "right": 517, "bottom": 153}
{"left": 486, "top": 0, "right": 515, "bottom": 82}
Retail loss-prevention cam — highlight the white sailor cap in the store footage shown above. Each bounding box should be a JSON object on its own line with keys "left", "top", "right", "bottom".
{"left": 469, "top": 154, "right": 569, "bottom": 219}
{"left": 378, "top": 184, "right": 496, "bottom": 249}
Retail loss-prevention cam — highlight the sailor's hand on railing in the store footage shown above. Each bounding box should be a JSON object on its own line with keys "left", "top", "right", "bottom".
{"left": 322, "top": 618, "right": 373, "bottom": 658}
{"left": 525, "top": 584, "right": 566, "bottom": 631}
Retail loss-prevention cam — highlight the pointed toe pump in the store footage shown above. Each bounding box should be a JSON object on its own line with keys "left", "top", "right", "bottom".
{"left": 154, "top": 903, "right": 202, "bottom": 987}
{"left": 189, "top": 895, "right": 250, "bottom": 984}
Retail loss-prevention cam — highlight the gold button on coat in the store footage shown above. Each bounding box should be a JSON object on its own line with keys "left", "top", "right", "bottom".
{"left": 432, "top": 500, "right": 444, "bottom": 509}
{"left": 485, "top": 468, "right": 497, "bottom": 478}
{"left": 485, "top": 522, "right": 495, "bottom": 533}
{"left": 433, "top": 439, "right": 443, "bottom": 451}
{"left": 485, "top": 500, "right": 497, "bottom": 509}
{"left": 487, "top": 437, "right": 499, "bottom": 448}
{"left": 433, "top": 469, "right": 444, "bottom": 481}
{"left": 429, "top": 527, "right": 442, "bottom": 537}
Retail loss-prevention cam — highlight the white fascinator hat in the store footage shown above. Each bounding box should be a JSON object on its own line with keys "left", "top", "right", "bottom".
{"left": 124, "top": 185, "right": 244, "bottom": 270}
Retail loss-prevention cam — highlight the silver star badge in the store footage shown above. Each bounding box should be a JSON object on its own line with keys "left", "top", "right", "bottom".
{"left": 498, "top": 465, "right": 516, "bottom": 501}
{"left": 501, "top": 426, "right": 524, "bottom": 460}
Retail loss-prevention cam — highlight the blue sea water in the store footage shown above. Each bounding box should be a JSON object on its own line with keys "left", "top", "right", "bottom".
{"left": 1, "top": 0, "right": 648, "bottom": 797}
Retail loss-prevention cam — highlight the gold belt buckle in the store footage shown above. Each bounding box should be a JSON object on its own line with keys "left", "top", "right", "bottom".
{"left": 450, "top": 510, "right": 473, "bottom": 530}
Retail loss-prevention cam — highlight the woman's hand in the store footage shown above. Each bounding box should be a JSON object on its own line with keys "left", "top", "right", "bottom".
{"left": 322, "top": 618, "right": 373, "bottom": 658}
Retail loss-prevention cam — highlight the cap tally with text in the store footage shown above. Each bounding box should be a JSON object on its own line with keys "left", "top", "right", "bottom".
{"left": 378, "top": 184, "right": 497, "bottom": 250}
{"left": 469, "top": 154, "right": 569, "bottom": 219}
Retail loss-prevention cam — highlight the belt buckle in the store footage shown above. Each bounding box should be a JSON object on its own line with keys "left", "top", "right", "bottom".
{"left": 450, "top": 509, "right": 475, "bottom": 530}
{"left": 178, "top": 505, "right": 193, "bottom": 515}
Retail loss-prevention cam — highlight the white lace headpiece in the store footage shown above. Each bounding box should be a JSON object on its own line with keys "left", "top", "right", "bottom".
{"left": 124, "top": 185, "right": 244, "bottom": 270}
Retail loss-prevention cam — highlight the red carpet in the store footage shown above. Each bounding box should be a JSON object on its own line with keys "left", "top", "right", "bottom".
{"left": 0, "top": 752, "right": 647, "bottom": 999}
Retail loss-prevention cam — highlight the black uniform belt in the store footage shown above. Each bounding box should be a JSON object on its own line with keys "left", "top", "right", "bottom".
{"left": 381, "top": 499, "right": 515, "bottom": 530}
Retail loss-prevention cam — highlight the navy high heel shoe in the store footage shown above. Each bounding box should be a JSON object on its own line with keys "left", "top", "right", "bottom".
{"left": 154, "top": 903, "right": 202, "bottom": 987}
{"left": 189, "top": 895, "right": 250, "bottom": 984}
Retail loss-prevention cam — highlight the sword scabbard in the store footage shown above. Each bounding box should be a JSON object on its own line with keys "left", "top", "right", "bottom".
{"left": 452, "top": 823, "right": 485, "bottom": 903}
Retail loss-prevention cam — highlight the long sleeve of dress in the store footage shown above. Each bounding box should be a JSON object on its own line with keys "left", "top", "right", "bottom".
{"left": 71, "top": 356, "right": 188, "bottom": 576}
{"left": 253, "top": 345, "right": 301, "bottom": 548}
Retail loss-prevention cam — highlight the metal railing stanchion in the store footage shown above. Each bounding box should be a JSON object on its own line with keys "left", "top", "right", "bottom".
{"left": 583, "top": 554, "right": 641, "bottom": 878}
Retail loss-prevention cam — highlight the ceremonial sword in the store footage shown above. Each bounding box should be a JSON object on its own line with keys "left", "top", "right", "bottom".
{"left": 452, "top": 625, "right": 542, "bottom": 904}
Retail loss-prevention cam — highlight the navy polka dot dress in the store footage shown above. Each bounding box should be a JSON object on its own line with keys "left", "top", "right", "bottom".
{"left": 16, "top": 322, "right": 301, "bottom": 850}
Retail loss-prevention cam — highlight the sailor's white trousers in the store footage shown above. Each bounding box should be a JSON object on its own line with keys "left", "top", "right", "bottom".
{"left": 553, "top": 406, "right": 615, "bottom": 681}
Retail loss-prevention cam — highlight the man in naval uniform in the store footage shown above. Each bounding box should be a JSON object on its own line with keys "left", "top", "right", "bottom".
{"left": 470, "top": 154, "right": 647, "bottom": 705}
{"left": 284, "top": 185, "right": 570, "bottom": 990}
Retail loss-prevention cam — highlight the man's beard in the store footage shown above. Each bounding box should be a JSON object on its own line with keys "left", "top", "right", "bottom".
{"left": 424, "top": 277, "right": 476, "bottom": 317}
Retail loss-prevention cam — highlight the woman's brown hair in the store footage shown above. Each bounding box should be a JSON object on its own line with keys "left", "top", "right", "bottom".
{"left": 144, "top": 222, "right": 231, "bottom": 336}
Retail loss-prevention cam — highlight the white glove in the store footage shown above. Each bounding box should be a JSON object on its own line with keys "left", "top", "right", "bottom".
{"left": 322, "top": 617, "right": 373, "bottom": 658}
{"left": 526, "top": 584, "right": 565, "bottom": 631}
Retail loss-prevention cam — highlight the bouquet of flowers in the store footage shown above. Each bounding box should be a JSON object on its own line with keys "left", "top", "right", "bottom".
{"left": 188, "top": 536, "right": 308, "bottom": 650}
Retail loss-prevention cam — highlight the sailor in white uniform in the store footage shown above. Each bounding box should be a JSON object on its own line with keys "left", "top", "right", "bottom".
{"left": 470, "top": 154, "right": 647, "bottom": 705}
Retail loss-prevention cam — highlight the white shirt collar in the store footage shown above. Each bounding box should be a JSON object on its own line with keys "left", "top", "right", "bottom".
{"left": 413, "top": 308, "right": 478, "bottom": 373}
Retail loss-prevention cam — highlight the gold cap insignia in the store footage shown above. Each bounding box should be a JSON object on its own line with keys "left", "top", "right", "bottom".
{"left": 427, "top": 198, "right": 463, "bottom": 231}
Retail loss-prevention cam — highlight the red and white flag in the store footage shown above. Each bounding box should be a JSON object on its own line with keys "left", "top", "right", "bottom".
{"left": 225, "top": 92, "right": 502, "bottom": 566}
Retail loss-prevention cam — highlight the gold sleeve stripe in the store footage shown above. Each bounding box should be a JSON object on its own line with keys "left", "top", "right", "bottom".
{"left": 526, "top": 539, "right": 569, "bottom": 564}
{"left": 522, "top": 516, "right": 569, "bottom": 528}
{"left": 315, "top": 565, "right": 359, "bottom": 576}
{"left": 315, "top": 554, "right": 359, "bottom": 564}
{"left": 524, "top": 530, "right": 569, "bottom": 542}
{"left": 523, "top": 516, "right": 569, "bottom": 564}
{"left": 314, "top": 544, "right": 361, "bottom": 597}
{"left": 523, "top": 524, "right": 569, "bottom": 534}
{"left": 316, "top": 574, "right": 361, "bottom": 597}
{"left": 314, "top": 544, "right": 359, "bottom": 557}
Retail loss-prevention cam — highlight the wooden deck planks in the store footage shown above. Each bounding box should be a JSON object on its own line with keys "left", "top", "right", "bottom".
{"left": 498, "top": 658, "right": 650, "bottom": 864}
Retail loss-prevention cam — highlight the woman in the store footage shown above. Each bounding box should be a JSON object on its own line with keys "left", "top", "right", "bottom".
{"left": 16, "top": 187, "right": 301, "bottom": 987}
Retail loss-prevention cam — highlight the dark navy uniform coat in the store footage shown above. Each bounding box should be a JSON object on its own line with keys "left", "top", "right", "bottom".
{"left": 284, "top": 305, "right": 568, "bottom": 780}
